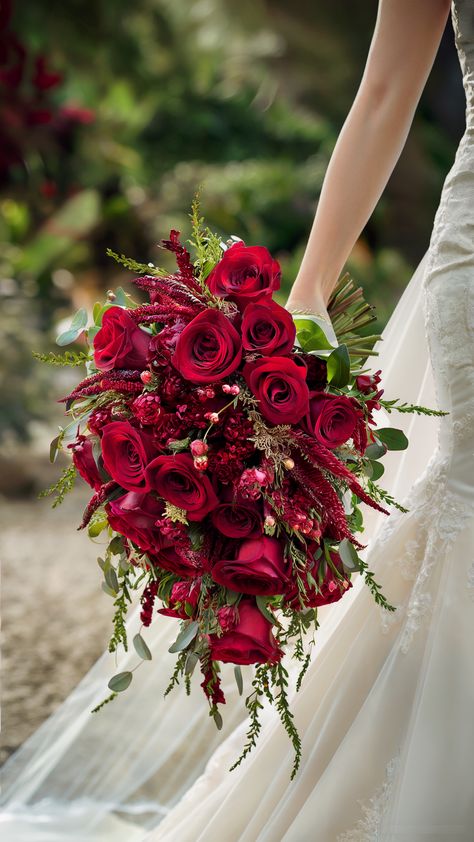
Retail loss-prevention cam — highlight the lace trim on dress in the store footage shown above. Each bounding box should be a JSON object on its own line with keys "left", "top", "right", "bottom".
{"left": 336, "top": 753, "right": 401, "bottom": 841}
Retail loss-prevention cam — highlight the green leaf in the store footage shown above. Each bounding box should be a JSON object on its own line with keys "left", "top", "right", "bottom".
{"left": 49, "top": 431, "right": 63, "bottom": 463}
{"left": 338, "top": 538, "right": 361, "bottom": 572}
{"left": 108, "top": 536, "right": 124, "bottom": 555}
{"left": 56, "top": 308, "right": 88, "bottom": 347}
{"left": 168, "top": 621, "right": 199, "bottom": 653}
{"left": 213, "top": 710, "right": 223, "bottom": 730}
{"left": 133, "top": 633, "right": 152, "bottom": 661}
{"left": 364, "top": 442, "right": 386, "bottom": 460}
{"left": 185, "top": 651, "right": 199, "bottom": 675}
{"left": 255, "top": 595, "right": 276, "bottom": 624}
{"left": 294, "top": 318, "right": 334, "bottom": 353}
{"left": 102, "top": 581, "right": 117, "bottom": 598}
{"left": 107, "top": 671, "right": 133, "bottom": 692}
{"left": 234, "top": 665, "right": 244, "bottom": 696}
{"left": 88, "top": 516, "right": 108, "bottom": 538}
{"left": 225, "top": 589, "right": 241, "bottom": 606}
{"left": 376, "top": 427, "right": 409, "bottom": 451}
{"left": 326, "top": 344, "right": 350, "bottom": 387}
{"left": 369, "top": 460, "right": 385, "bottom": 481}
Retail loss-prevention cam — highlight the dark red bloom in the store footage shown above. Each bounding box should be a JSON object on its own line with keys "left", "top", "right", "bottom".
{"left": 93, "top": 306, "right": 151, "bottom": 372}
{"left": 305, "top": 391, "right": 359, "bottom": 449}
{"left": 209, "top": 599, "right": 282, "bottom": 665}
{"left": 241, "top": 299, "right": 295, "bottom": 355}
{"left": 211, "top": 496, "right": 263, "bottom": 539}
{"left": 106, "top": 491, "right": 165, "bottom": 552}
{"left": 206, "top": 241, "right": 281, "bottom": 309}
{"left": 243, "top": 355, "right": 309, "bottom": 425}
{"left": 145, "top": 453, "right": 219, "bottom": 520}
{"left": 69, "top": 435, "right": 102, "bottom": 490}
{"left": 212, "top": 536, "right": 289, "bottom": 596}
{"left": 172, "top": 309, "right": 242, "bottom": 384}
{"left": 101, "top": 421, "right": 156, "bottom": 491}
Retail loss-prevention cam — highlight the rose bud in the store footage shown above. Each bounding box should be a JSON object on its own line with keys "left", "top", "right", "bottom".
{"left": 193, "top": 455, "right": 209, "bottom": 472}
{"left": 140, "top": 370, "right": 152, "bottom": 384}
{"left": 190, "top": 439, "right": 209, "bottom": 457}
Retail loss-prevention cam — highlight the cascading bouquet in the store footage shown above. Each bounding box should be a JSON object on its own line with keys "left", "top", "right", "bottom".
{"left": 37, "top": 198, "right": 444, "bottom": 777}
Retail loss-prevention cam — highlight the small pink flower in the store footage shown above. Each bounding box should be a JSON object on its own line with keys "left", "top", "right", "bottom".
{"left": 190, "top": 439, "right": 209, "bottom": 457}
{"left": 217, "top": 605, "right": 239, "bottom": 632}
{"left": 205, "top": 412, "right": 219, "bottom": 424}
{"left": 140, "top": 370, "right": 152, "bottom": 384}
{"left": 193, "top": 455, "right": 209, "bottom": 471}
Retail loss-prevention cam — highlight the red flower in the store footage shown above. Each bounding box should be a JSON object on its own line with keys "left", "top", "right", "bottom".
{"left": 243, "top": 355, "right": 309, "bottom": 425}
{"left": 145, "top": 453, "right": 219, "bottom": 521}
{"left": 158, "top": 579, "right": 201, "bottom": 620}
{"left": 206, "top": 241, "right": 281, "bottom": 309}
{"left": 211, "top": 497, "right": 263, "bottom": 539}
{"left": 286, "top": 548, "right": 352, "bottom": 609}
{"left": 241, "top": 299, "right": 296, "bottom": 355}
{"left": 69, "top": 435, "right": 102, "bottom": 490}
{"left": 32, "top": 56, "right": 62, "bottom": 91}
{"left": 209, "top": 599, "right": 282, "bottom": 665}
{"left": 101, "top": 421, "right": 155, "bottom": 491}
{"left": 106, "top": 491, "right": 165, "bottom": 552}
{"left": 93, "top": 307, "right": 151, "bottom": 372}
{"left": 212, "top": 536, "right": 289, "bottom": 596}
{"left": 172, "top": 309, "right": 242, "bottom": 384}
{"left": 305, "top": 391, "right": 359, "bottom": 449}
{"left": 153, "top": 546, "right": 202, "bottom": 578}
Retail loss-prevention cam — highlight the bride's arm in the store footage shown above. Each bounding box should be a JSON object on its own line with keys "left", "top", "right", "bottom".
{"left": 286, "top": 0, "right": 451, "bottom": 317}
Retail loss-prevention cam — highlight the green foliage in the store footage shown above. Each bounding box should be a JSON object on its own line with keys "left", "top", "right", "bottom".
{"left": 38, "top": 463, "right": 77, "bottom": 507}
{"left": 32, "top": 350, "right": 92, "bottom": 367}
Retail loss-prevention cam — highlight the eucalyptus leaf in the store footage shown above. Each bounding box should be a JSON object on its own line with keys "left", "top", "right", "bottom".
{"left": 326, "top": 344, "right": 350, "bottom": 387}
{"left": 133, "top": 633, "right": 152, "bottom": 661}
{"left": 88, "top": 517, "right": 108, "bottom": 538}
{"left": 56, "top": 308, "right": 88, "bottom": 346}
{"left": 338, "top": 538, "right": 361, "bottom": 572}
{"left": 364, "top": 442, "right": 387, "bottom": 460}
{"left": 168, "top": 621, "right": 199, "bottom": 653}
{"left": 369, "top": 460, "right": 385, "bottom": 481}
{"left": 376, "top": 427, "right": 409, "bottom": 451}
{"left": 234, "top": 665, "right": 243, "bottom": 696}
{"left": 101, "top": 581, "right": 118, "bottom": 597}
{"left": 185, "top": 652, "right": 199, "bottom": 675}
{"left": 107, "top": 671, "right": 133, "bottom": 693}
{"left": 213, "top": 710, "right": 223, "bottom": 730}
{"left": 105, "top": 567, "right": 119, "bottom": 593}
{"left": 109, "top": 536, "right": 124, "bottom": 556}
{"left": 225, "top": 589, "right": 241, "bottom": 606}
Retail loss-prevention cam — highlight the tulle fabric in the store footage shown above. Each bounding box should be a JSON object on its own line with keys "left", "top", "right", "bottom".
{"left": 0, "top": 247, "right": 442, "bottom": 840}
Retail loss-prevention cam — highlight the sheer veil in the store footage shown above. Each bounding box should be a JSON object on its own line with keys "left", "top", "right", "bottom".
{"left": 0, "top": 250, "right": 439, "bottom": 841}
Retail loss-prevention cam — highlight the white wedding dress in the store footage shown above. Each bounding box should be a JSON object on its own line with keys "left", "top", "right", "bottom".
{"left": 1, "top": 1, "right": 473, "bottom": 840}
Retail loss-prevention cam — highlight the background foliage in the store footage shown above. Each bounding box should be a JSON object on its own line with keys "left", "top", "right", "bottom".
{"left": 0, "top": 0, "right": 466, "bottom": 444}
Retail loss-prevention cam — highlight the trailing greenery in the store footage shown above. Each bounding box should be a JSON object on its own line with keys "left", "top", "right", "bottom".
{"left": 32, "top": 350, "right": 92, "bottom": 367}
{"left": 366, "top": 479, "right": 409, "bottom": 514}
{"left": 38, "top": 463, "right": 77, "bottom": 507}
{"left": 379, "top": 398, "right": 449, "bottom": 417}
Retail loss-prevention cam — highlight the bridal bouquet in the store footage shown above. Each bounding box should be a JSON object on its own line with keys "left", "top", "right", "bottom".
{"left": 38, "top": 198, "right": 443, "bottom": 776}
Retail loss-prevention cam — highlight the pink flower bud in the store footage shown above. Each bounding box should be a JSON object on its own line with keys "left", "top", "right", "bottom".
{"left": 205, "top": 387, "right": 216, "bottom": 399}
{"left": 328, "top": 580, "right": 338, "bottom": 593}
{"left": 205, "top": 412, "right": 219, "bottom": 424}
{"left": 190, "top": 439, "right": 208, "bottom": 457}
{"left": 193, "top": 455, "right": 209, "bottom": 471}
{"left": 222, "top": 384, "right": 232, "bottom": 394}
{"left": 140, "top": 370, "right": 152, "bottom": 384}
{"left": 230, "top": 385, "right": 240, "bottom": 396}
{"left": 264, "top": 515, "right": 276, "bottom": 528}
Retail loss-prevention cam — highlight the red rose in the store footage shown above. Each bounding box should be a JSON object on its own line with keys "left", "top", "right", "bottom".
{"left": 241, "top": 300, "right": 296, "bottom": 356}
{"left": 206, "top": 241, "right": 281, "bottom": 309}
{"left": 211, "top": 495, "right": 263, "bottom": 539}
{"left": 93, "top": 306, "right": 150, "bottom": 372}
{"left": 212, "top": 536, "right": 289, "bottom": 596}
{"left": 243, "top": 355, "right": 309, "bottom": 425}
{"left": 172, "top": 309, "right": 242, "bottom": 384}
{"left": 101, "top": 421, "right": 156, "bottom": 491}
{"left": 106, "top": 491, "right": 165, "bottom": 552}
{"left": 305, "top": 391, "right": 359, "bottom": 448}
{"left": 209, "top": 599, "right": 282, "bottom": 665}
{"left": 69, "top": 435, "right": 102, "bottom": 490}
{"left": 145, "top": 453, "right": 219, "bottom": 521}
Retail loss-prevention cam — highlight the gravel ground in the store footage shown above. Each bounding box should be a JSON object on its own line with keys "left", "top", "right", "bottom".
{"left": 1, "top": 487, "right": 112, "bottom": 764}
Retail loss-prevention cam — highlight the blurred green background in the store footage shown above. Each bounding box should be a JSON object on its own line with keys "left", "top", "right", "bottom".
{"left": 0, "top": 0, "right": 466, "bottom": 456}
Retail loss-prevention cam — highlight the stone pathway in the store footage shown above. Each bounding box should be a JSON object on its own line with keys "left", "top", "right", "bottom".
{"left": 1, "top": 488, "right": 112, "bottom": 764}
